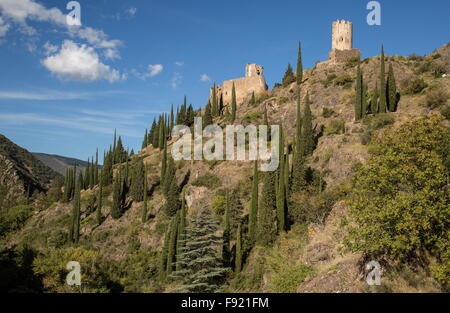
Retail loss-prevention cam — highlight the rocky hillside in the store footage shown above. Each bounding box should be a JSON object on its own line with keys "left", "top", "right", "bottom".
{"left": 0, "top": 135, "right": 61, "bottom": 208}
{"left": 32, "top": 153, "right": 90, "bottom": 176}
{"left": 2, "top": 43, "right": 449, "bottom": 293}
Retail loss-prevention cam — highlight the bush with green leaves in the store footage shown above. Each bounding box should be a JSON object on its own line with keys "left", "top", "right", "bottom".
{"left": 404, "top": 78, "right": 428, "bottom": 94}
{"left": 333, "top": 74, "right": 353, "bottom": 88}
{"left": 425, "top": 88, "right": 449, "bottom": 109}
{"left": 0, "top": 205, "right": 33, "bottom": 238}
{"left": 324, "top": 119, "right": 345, "bottom": 135}
{"left": 343, "top": 116, "right": 450, "bottom": 288}
{"left": 191, "top": 172, "right": 222, "bottom": 189}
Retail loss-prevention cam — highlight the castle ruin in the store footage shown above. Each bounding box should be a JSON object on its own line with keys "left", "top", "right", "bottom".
{"left": 210, "top": 63, "right": 267, "bottom": 106}
{"left": 328, "top": 20, "right": 360, "bottom": 63}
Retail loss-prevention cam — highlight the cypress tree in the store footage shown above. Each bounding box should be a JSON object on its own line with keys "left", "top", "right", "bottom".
{"left": 111, "top": 172, "right": 122, "bottom": 219}
{"left": 72, "top": 173, "right": 82, "bottom": 244}
{"left": 166, "top": 213, "right": 179, "bottom": 276}
{"left": 142, "top": 128, "right": 148, "bottom": 149}
{"left": 222, "top": 190, "right": 231, "bottom": 267}
{"left": 302, "top": 93, "right": 314, "bottom": 156}
{"left": 379, "top": 45, "right": 387, "bottom": 113}
{"left": 113, "top": 129, "right": 117, "bottom": 163}
{"left": 175, "top": 195, "right": 187, "bottom": 271}
{"left": 89, "top": 156, "right": 94, "bottom": 189}
{"left": 142, "top": 170, "right": 148, "bottom": 223}
{"left": 159, "top": 228, "right": 170, "bottom": 281}
{"left": 291, "top": 91, "right": 307, "bottom": 193}
{"left": 170, "top": 104, "right": 174, "bottom": 132}
{"left": 187, "top": 104, "right": 195, "bottom": 126}
{"left": 257, "top": 170, "right": 278, "bottom": 246}
{"left": 130, "top": 158, "right": 145, "bottom": 202}
{"left": 250, "top": 91, "right": 256, "bottom": 106}
{"left": 277, "top": 126, "right": 286, "bottom": 232}
{"left": 161, "top": 144, "right": 167, "bottom": 187}
{"left": 163, "top": 156, "right": 176, "bottom": 198}
{"left": 158, "top": 116, "right": 165, "bottom": 150}
{"left": 387, "top": 63, "right": 397, "bottom": 112}
{"left": 97, "top": 170, "right": 103, "bottom": 225}
{"left": 355, "top": 65, "right": 363, "bottom": 120}
{"left": 362, "top": 82, "right": 368, "bottom": 118}
{"left": 94, "top": 149, "right": 99, "bottom": 185}
{"left": 212, "top": 83, "right": 218, "bottom": 117}
{"left": 248, "top": 161, "right": 259, "bottom": 245}
{"left": 231, "top": 82, "right": 237, "bottom": 123}
{"left": 165, "top": 176, "right": 180, "bottom": 216}
{"left": 83, "top": 160, "right": 89, "bottom": 189}
{"left": 296, "top": 41, "right": 303, "bottom": 85}
{"left": 235, "top": 223, "right": 243, "bottom": 272}
{"left": 152, "top": 117, "right": 160, "bottom": 148}
{"left": 204, "top": 100, "right": 213, "bottom": 127}
{"left": 371, "top": 82, "right": 379, "bottom": 114}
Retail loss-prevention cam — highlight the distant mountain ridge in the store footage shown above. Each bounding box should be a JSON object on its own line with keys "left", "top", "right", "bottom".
{"left": 0, "top": 134, "right": 61, "bottom": 207}
{"left": 32, "top": 153, "right": 91, "bottom": 176}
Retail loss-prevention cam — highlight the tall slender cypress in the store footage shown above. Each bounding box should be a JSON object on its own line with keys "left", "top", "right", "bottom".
{"left": 257, "top": 170, "right": 278, "bottom": 246}
{"left": 97, "top": 170, "right": 103, "bottom": 225}
{"left": 277, "top": 126, "right": 286, "bottom": 232}
{"left": 387, "top": 63, "right": 397, "bottom": 112}
{"left": 355, "top": 65, "right": 363, "bottom": 120}
{"left": 222, "top": 190, "right": 231, "bottom": 266}
{"left": 231, "top": 82, "right": 237, "bottom": 123}
{"left": 142, "top": 169, "right": 148, "bottom": 223}
{"left": 166, "top": 214, "right": 179, "bottom": 276}
{"left": 379, "top": 45, "right": 387, "bottom": 113}
{"left": 248, "top": 161, "right": 259, "bottom": 245}
{"left": 296, "top": 41, "right": 303, "bottom": 85}
{"left": 235, "top": 223, "right": 243, "bottom": 272}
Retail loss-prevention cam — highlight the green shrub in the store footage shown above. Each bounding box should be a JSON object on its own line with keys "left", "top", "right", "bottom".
{"left": 343, "top": 116, "right": 450, "bottom": 288}
{"left": 321, "top": 73, "right": 337, "bottom": 88}
{"left": 425, "top": 89, "right": 449, "bottom": 109}
{"left": 242, "top": 112, "right": 262, "bottom": 124}
{"left": 324, "top": 119, "right": 345, "bottom": 135}
{"left": 333, "top": 74, "right": 353, "bottom": 88}
{"left": 440, "top": 105, "right": 450, "bottom": 120}
{"left": 0, "top": 205, "right": 33, "bottom": 237}
{"left": 270, "top": 263, "right": 313, "bottom": 293}
{"left": 191, "top": 173, "right": 222, "bottom": 189}
{"left": 322, "top": 107, "right": 336, "bottom": 118}
{"left": 404, "top": 78, "right": 428, "bottom": 94}
{"left": 345, "top": 57, "right": 360, "bottom": 68}
{"left": 363, "top": 113, "right": 395, "bottom": 131}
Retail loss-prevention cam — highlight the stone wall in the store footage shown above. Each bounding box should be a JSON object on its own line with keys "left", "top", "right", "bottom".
{"left": 210, "top": 63, "right": 267, "bottom": 106}
{"left": 328, "top": 48, "right": 360, "bottom": 63}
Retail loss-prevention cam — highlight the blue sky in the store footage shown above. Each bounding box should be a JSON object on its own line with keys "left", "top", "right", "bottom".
{"left": 0, "top": 0, "right": 449, "bottom": 162}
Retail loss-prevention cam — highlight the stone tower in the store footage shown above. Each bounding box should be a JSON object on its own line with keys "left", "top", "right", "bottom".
{"left": 332, "top": 20, "right": 353, "bottom": 50}
{"left": 328, "top": 20, "right": 360, "bottom": 63}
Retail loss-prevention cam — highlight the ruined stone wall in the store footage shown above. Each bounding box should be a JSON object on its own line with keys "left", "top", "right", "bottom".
{"left": 328, "top": 48, "right": 360, "bottom": 63}
{"left": 210, "top": 63, "right": 267, "bottom": 106}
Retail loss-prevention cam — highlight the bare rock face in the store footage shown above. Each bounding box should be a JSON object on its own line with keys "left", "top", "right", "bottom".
{"left": 184, "top": 185, "right": 209, "bottom": 210}
{"left": 0, "top": 155, "right": 27, "bottom": 204}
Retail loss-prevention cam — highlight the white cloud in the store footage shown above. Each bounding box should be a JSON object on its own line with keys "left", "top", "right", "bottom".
{"left": 148, "top": 64, "right": 163, "bottom": 77}
{"left": 104, "top": 48, "right": 120, "bottom": 60}
{"left": 41, "top": 40, "right": 123, "bottom": 83}
{"left": 43, "top": 41, "right": 57, "bottom": 55}
{"left": 171, "top": 72, "right": 182, "bottom": 89}
{"left": 0, "top": 16, "right": 10, "bottom": 37}
{"left": 0, "top": 89, "right": 90, "bottom": 100}
{"left": 0, "top": 0, "right": 121, "bottom": 57}
{"left": 175, "top": 61, "right": 184, "bottom": 66}
{"left": 200, "top": 73, "right": 211, "bottom": 82}
{"left": 126, "top": 7, "right": 137, "bottom": 17}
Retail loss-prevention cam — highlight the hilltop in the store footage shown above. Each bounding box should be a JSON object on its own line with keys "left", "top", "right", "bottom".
{"left": 32, "top": 153, "right": 91, "bottom": 176}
